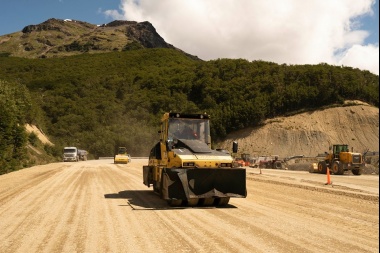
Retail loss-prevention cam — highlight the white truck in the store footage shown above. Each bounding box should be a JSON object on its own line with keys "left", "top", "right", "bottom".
{"left": 63, "top": 147, "right": 79, "bottom": 162}
{"left": 78, "top": 149, "right": 88, "bottom": 161}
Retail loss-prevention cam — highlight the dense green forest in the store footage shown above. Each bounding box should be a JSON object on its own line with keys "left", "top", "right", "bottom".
{"left": 0, "top": 48, "right": 378, "bottom": 174}
{"left": 0, "top": 80, "right": 54, "bottom": 173}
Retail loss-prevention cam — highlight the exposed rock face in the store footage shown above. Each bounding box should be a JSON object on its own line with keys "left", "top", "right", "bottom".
{"left": 102, "top": 20, "right": 138, "bottom": 27}
{"left": 125, "top": 21, "right": 175, "bottom": 49}
{"left": 22, "top": 18, "right": 63, "bottom": 33}
{"left": 101, "top": 20, "right": 175, "bottom": 48}
{"left": 22, "top": 22, "right": 62, "bottom": 33}
{"left": 220, "top": 101, "right": 379, "bottom": 159}
{"left": 1, "top": 18, "right": 185, "bottom": 58}
{"left": 21, "top": 18, "right": 94, "bottom": 33}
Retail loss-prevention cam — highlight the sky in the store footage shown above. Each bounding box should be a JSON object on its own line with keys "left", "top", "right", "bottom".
{"left": 0, "top": 0, "right": 378, "bottom": 75}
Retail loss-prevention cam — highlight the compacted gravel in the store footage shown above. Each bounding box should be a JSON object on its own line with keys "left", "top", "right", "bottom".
{"left": 0, "top": 159, "right": 378, "bottom": 253}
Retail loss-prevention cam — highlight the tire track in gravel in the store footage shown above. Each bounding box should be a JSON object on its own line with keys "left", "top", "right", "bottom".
{"left": 0, "top": 164, "right": 66, "bottom": 203}
{"left": 124, "top": 160, "right": 377, "bottom": 252}
{"left": 111, "top": 162, "right": 199, "bottom": 252}
{"left": 24, "top": 163, "right": 91, "bottom": 253}
{"left": 91, "top": 163, "right": 149, "bottom": 253}
{"left": 0, "top": 163, "right": 83, "bottom": 253}
{"left": 247, "top": 173, "right": 379, "bottom": 201}
{"left": 1, "top": 159, "right": 378, "bottom": 253}
{"left": 111, "top": 161, "right": 243, "bottom": 252}
{"left": 239, "top": 177, "right": 378, "bottom": 252}
{"left": 114, "top": 160, "right": 379, "bottom": 252}
{"left": 116, "top": 161, "right": 312, "bottom": 252}
{"left": 69, "top": 161, "right": 168, "bottom": 253}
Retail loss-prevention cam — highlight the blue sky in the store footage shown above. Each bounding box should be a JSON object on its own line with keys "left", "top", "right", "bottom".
{"left": 0, "top": 0, "right": 378, "bottom": 75}
{"left": 361, "top": 0, "right": 379, "bottom": 45}
{"left": 0, "top": 0, "right": 120, "bottom": 35}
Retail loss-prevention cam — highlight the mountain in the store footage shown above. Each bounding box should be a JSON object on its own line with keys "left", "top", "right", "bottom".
{"left": 0, "top": 18, "right": 199, "bottom": 60}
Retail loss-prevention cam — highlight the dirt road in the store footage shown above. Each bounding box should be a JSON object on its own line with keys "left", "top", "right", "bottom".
{"left": 0, "top": 159, "right": 378, "bottom": 253}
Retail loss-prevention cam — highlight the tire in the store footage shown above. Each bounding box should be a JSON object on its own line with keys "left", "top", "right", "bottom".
{"left": 331, "top": 161, "right": 344, "bottom": 175}
{"left": 187, "top": 199, "right": 199, "bottom": 206}
{"left": 199, "top": 198, "right": 215, "bottom": 206}
{"left": 215, "top": 197, "right": 230, "bottom": 206}
{"left": 309, "top": 163, "right": 317, "bottom": 173}
{"left": 352, "top": 169, "right": 362, "bottom": 175}
{"left": 274, "top": 161, "right": 282, "bottom": 169}
{"left": 317, "top": 161, "right": 327, "bottom": 174}
{"left": 153, "top": 181, "right": 160, "bottom": 194}
{"left": 167, "top": 199, "right": 182, "bottom": 206}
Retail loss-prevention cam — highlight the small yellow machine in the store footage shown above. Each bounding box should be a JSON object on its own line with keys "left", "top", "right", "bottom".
{"left": 114, "top": 147, "right": 129, "bottom": 164}
{"left": 313, "top": 144, "right": 365, "bottom": 175}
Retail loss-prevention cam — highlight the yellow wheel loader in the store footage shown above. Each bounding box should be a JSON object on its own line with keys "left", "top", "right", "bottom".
{"left": 143, "top": 112, "right": 247, "bottom": 207}
{"left": 314, "top": 144, "right": 365, "bottom": 175}
{"left": 114, "top": 147, "right": 130, "bottom": 164}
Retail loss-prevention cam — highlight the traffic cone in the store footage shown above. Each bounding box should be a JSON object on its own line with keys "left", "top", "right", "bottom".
{"left": 325, "top": 167, "right": 331, "bottom": 185}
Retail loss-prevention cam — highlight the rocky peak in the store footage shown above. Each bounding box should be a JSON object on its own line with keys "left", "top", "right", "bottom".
{"left": 0, "top": 18, "right": 199, "bottom": 59}
{"left": 22, "top": 18, "right": 65, "bottom": 33}
{"left": 125, "top": 21, "right": 174, "bottom": 49}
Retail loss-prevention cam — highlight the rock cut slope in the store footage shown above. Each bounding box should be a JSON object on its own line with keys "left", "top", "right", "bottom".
{"left": 220, "top": 101, "right": 379, "bottom": 159}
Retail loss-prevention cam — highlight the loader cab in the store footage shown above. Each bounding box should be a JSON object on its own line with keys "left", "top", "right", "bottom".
{"left": 332, "top": 144, "right": 349, "bottom": 159}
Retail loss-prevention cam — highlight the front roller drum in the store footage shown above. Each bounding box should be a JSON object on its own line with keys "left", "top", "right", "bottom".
{"left": 161, "top": 168, "right": 247, "bottom": 206}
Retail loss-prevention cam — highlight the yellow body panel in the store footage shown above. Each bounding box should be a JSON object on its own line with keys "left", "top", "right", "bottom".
{"left": 114, "top": 155, "right": 129, "bottom": 164}
{"left": 114, "top": 147, "right": 129, "bottom": 164}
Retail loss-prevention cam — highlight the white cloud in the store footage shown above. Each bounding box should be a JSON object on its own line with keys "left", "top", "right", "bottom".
{"left": 339, "top": 44, "right": 379, "bottom": 74}
{"left": 104, "top": 0, "right": 379, "bottom": 75}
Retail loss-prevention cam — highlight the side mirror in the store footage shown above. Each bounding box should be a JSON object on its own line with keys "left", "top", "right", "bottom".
{"left": 166, "top": 140, "right": 172, "bottom": 151}
{"left": 233, "top": 141, "right": 238, "bottom": 153}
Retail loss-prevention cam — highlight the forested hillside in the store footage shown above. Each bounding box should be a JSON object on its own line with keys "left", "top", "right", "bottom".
{"left": 0, "top": 80, "right": 58, "bottom": 174}
{"left": 0, "top": 47, "right": 378, "bottom": 174}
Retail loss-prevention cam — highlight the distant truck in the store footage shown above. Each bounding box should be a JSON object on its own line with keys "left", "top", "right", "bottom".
{"left": 78, "top": 149, "right": 88, "bottom": 161}
{"left": 63, "top": 147, "right": 88, "bottom": 162}
{"left": 63, "top": 147, "right": 79, "bottom": 162}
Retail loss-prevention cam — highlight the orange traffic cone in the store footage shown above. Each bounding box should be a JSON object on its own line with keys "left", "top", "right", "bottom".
{"left": 325, "top": 167, "right": 332, "bottom": 185}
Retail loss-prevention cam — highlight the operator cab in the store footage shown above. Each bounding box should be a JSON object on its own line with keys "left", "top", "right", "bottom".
{"left": 167, "top": 114, "right": 210, "bottom": 145}
{"left": 332, "top": 144, "right": 349, "bottom": 159}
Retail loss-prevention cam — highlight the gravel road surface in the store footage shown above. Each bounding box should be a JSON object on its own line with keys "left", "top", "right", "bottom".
{"left": 0, "top": 159, "right": 378, "bottom": 253}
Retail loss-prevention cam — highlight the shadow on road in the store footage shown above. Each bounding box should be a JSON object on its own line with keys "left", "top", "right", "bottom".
{"left": 104, "top": 190, "right": 237, "bottom": 210}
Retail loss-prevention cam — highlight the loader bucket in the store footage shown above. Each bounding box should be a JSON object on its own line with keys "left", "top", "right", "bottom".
{"left": 161, "top": 168, "right": 247, "bottom": 200}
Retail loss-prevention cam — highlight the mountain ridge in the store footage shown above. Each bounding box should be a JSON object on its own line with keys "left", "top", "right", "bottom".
{"left": 0, "top": 18, "right": 199, "bottom": 60}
